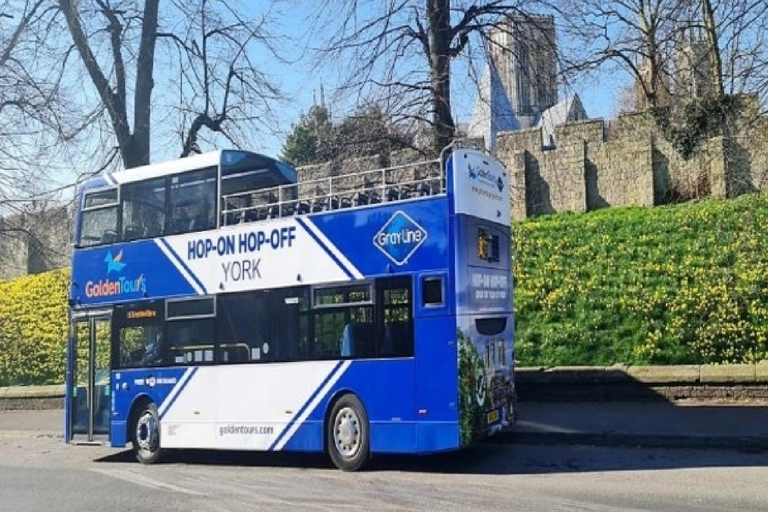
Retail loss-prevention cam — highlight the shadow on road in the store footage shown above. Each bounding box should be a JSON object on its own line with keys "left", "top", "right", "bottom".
{"left": 92, "top": 437, "right": 768, "bottom": 476}
{"left": 11, "top": 400, "right": 766, "bottom": 475}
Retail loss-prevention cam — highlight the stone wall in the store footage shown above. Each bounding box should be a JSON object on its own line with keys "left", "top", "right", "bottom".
{"left": 724, "top": 96, "right": 768, "bottom": 196}
{"left": 583, "top": 117, "right": 655, "bottom": 209}
{"left": 498, "top": 101, "right": 768, "bottom": 219}
{"left": 498, "top": 116, "right": 658, "bottom": 218}
{"left": 497, "top": 125, "right": 585, "bottom": 217}
{"left": 0, "top": 206, "right": 72, "bottom": 281}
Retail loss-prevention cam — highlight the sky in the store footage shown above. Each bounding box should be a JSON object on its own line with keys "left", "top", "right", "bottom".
{"left": 9, "top": 2, "right": 631, "bottom": 203}
{"left": 247, "top": 2, "right": 631, "bottom": 159}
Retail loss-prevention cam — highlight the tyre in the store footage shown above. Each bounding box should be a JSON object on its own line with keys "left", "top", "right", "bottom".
{"left": 132, "top": 402, "right": 163, "bottom": 464}
{"left": 327, "top": 394, "right": 370, "bottom": 471}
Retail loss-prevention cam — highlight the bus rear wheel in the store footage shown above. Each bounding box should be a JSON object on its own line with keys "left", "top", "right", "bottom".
{"left": 132, "top": 402, "right": 163, "bottom": 464}
{"left": 327, "top": 394, "right": 370, "bottom": 471}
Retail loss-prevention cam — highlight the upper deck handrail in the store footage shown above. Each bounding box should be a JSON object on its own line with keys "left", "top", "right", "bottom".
{"left": 220, "top": 158, "right": 444, "bottom": 226}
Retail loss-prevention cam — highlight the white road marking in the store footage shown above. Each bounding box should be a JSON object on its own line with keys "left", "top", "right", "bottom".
{"left": 89, "top": 467, "right": 204, "bottom": 496}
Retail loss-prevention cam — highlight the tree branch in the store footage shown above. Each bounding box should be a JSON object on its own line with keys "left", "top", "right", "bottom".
{"left": 58, "top": 0, "right": 130, "bottom": 149}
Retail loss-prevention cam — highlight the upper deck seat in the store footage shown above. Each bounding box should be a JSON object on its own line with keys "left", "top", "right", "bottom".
{"left": 281, "top": 201, "right": 296, "bottom": 216}
{"left": 242, "top": 209, "right": 259, "bottom": 223}
{"left": 311, "top": 198, "right": 326, "bottom": 212}
{"left": 123, "top": 225, "right": 143, "bottom": 240}
{"left": 101, "top": 230, "right": 117, "bottom": 244}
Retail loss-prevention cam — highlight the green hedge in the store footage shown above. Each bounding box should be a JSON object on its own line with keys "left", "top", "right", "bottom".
{"left": 513, "top": 193, "right": 768, "bottom": 366}
{"left": 0, "top": 268, "right": 69, "bottom": 386}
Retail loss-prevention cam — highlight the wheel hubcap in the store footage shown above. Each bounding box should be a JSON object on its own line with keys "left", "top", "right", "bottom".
{"left": 333, "top": 407, "right": 361, "bottom": 459}
{"left": 136, "top": 412, "right": 158, "bottom": 454}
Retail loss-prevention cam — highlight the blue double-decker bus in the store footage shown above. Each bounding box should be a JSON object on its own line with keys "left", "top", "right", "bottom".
{"left": 65, "top": 144, "right": 517, "bottom": 471}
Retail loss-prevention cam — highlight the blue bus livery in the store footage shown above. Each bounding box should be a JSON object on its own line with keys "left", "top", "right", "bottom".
{"left": 65, "top": 145, "right": 517, "bottom": 471}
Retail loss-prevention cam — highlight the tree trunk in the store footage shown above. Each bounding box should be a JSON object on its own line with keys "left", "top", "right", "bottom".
{"left": 59, "top": 0, "right": 158, "bottom": 169}
{"left": 129, "top": 0, "right": 160, "bottom": 169}
{"left": 701, "top": 0, "right": 724, "bottom": 98}
{"left": 427, "top": 0, "right": 455, "bottom": 155}
{"left": 638, "top": 8, "right": 660, "bottom": 108}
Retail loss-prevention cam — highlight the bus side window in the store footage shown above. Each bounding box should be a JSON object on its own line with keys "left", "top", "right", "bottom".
{"left": 382, "top": 321, "right": 412, "bottom": 358}
{"left": 166, "top": 323, "right": 214, "bottom": 364}
{"left": 377, "top": 276, "right": 414, "bottom": 358}
{"left": 121, "top": 177, "right": 166, "bottom": 242}
{"left": 314, "top": 310, "right": 344, "bottom": 359}
{"left": 167, "top": 167, "right": 217, "bottom": 235}
{"left": 165, "top": 297, "right": 216, "bottom": 364}
{"left": 216, "top": 291, "right": 271, "bottom": 364}
{"left": 340, "top": 322, "right": 376, "bottom": 358}
{"left": 313, "top": 285, "right": 373, "bottom": 360}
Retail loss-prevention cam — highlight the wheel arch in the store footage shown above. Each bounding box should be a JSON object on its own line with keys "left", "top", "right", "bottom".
{"left": 125, "top": 393, "right": 155, "bottom": 445}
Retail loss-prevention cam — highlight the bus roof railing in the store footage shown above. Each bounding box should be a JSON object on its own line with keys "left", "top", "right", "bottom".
{"left": 221, "top": 158, "right": 444, "bottom": 225}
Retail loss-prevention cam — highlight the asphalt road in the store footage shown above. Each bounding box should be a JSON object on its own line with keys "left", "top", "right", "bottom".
{"left": 1, "top": 408, "right": 768, "bottom": 511}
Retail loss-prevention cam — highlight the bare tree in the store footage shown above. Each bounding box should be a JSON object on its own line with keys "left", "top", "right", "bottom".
{"left": 165, "top": 1, "right": 284, "bottom": 158}
{"left": 0, "top": 0, "right": 84, "bottom": 279}
{"left": 698, "top": 0, "right": 768, "bottom": 107}
{"left": 557, "top": 0, "right": 686, "bottom": 109}
{"left": 559, "top": 0, "right": 768, "bottom": 113}
{"left": 58, "top": 0, "right": 285, "bottom": 169}
{"left": 1, "top": 1, "right": 286, "bottom": 274}
{"left": 309, "top": 0, "right": 549, "bottom": 156}
{"left": 700, "top": 0, "right": 723, "bottom": 98}
{"left": 0, "top": 0, "right": 69, "bottom": 205}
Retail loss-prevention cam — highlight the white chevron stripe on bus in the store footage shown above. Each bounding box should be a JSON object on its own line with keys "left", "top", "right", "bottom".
{"left": 153, "top": 239, "right": 205, "bottom": 295}
{"left": 272, "top": 360, "right": 352, "bottom": 451}
{"left": 158, "top": 367, "right": 196, "bottom": 417}
{"left": 299, "top": 219, "right": 363, "bottom": 279}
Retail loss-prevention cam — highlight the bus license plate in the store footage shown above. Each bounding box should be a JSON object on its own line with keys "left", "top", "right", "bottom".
{"left": 487, "top": 409, "right": 499, "bottom": 424}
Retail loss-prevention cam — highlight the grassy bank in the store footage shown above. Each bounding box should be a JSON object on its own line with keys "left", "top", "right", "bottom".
{"left": 513, "top": 193, "right": 768, "bottom": 366}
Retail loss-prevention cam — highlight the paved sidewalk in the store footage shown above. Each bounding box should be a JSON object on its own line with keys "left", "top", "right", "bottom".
{"left": 0, "top": 409, "right": 62, "bottom": 437}
{"left": 504, "top": 401, "right": 768, "bottom": 450}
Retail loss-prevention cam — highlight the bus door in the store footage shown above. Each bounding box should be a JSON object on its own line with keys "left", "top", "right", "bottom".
{"left": 66, "top": 309, "right": 112, "bottom": 444}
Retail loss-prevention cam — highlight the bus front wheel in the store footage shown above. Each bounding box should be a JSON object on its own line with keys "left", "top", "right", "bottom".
{"left": 132, "top": 402, "right": 163, "bottom": 464}
{"left": 327, "top": 394, "right": 370, "bottom": 471}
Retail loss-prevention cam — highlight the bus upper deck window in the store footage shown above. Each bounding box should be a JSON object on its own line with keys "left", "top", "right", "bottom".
{"left": 422, "top": 277, "right": 444, "bottom": 307}
{"left": 78, "top": 187, "right": 119, "bottom": 247}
